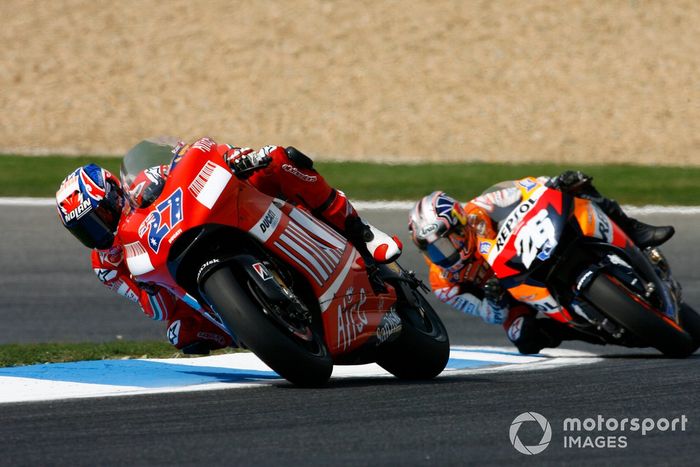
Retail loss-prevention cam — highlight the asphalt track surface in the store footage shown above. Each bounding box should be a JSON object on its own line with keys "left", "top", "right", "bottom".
{"left": 1, "top": 205, "right": 700, "bottom": 466}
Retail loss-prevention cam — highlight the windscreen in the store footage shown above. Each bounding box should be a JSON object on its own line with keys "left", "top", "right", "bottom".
{"left": 120, "top": 137, "right": 178, "bottom": 188}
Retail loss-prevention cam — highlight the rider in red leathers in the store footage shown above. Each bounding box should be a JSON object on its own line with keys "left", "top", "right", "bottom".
{"left": 57, "top": 138, "right": 402, "bottom": 354}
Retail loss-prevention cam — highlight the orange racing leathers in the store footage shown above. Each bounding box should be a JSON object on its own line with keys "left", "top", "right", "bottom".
{"left": 427, "top": 182, "right": 540, "bottom": 335}
{"left": 428, "top": 191, "right": 508, "bottom": 326}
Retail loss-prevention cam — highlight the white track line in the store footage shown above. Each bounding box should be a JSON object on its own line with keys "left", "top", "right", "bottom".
{"left": 354, "top": 201, "right": 700, "bottom": 215}
{"left": 0, "top": 346, "right": 599, "bottom": 404}
{"left": 0, "top": 197, "right": 55, "bottom": 206}
{"left": 1, "top": 197, "right": 699, "bottom": 214}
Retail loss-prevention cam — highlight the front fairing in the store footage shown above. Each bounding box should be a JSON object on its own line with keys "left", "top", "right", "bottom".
{"left": 481, "top": 181, "right": 568, "bottom": 282}
{"left": 116, "top": 144, "right": 240, "bottom": 292}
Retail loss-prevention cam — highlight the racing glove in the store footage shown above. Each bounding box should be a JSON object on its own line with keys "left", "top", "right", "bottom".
{"left": 548, "top": 170, "right": 593, "bottom": 194}
{"left": 484, "top": 277, "right": 506, "bottom": 307}
{"left": 224, "top": 147, "right": 272, "bottom": 178}
{"left": 434, "top": 283, "right": 508, "bottom": 325}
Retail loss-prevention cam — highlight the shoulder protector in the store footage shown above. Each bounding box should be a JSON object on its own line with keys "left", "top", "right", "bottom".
{"left": 284, "top": 146, "right": 314, "bottom": 169}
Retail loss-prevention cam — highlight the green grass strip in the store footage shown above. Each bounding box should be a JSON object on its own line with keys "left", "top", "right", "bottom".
{"left": 1, "top": 154, "right": 699, "bottom": 205}
{"left": 314, "top": 161, "right": 700, "bottom": 205}
{"left": 0, "top": 341, "right": 240, "bottom": 367}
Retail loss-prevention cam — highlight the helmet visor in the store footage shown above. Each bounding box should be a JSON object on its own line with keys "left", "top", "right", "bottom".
{"left": 425, "top": 236, "right": 463, "bottom": 269}
{"left": 66, "top": 206, "right": 116, "bottom": 249}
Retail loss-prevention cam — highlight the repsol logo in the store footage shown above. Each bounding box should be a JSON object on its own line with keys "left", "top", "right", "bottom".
{"left": 259, "top": 209, "right": 278, "bottom": 233}
{"left": 496, "top": 197, "right": 537, "bottom": 251}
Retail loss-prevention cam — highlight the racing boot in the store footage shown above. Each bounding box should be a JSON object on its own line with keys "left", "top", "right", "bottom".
{"left": 552, "top": 170, "right": 674, "bottom": 248}
{"left": 315, "top": 184, "right": 402, "bottom": 263}
{"left": 595, "top": 197, "right": 675, "bottom": 248}
{"left": 508, "top": 314, "right": 605, "bottom": 354}
{"left": 345, "top": 216, "right": 403, "bottom": 263}
{"left": 166, "top": 312, "right": 234, "bottom": 355}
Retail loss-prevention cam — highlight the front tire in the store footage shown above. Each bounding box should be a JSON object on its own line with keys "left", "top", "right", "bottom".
{"left": 201, "top": 266, "right": 333, "bottom": 386}
{"left": 378, "top": 290, "right": 450, "bottom": 379}
{"left": 584, "top": 274, "right": 695, "bottom": 357}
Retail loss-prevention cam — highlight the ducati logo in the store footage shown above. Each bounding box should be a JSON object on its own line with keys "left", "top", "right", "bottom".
{"left": 259, "top": 209, "right": 278, "bottom": 233}
{"left": 249, "top": 204, "right": 283, "bottom": 242}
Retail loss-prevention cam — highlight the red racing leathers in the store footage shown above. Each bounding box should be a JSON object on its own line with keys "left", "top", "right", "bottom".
{"left": 91, "top": 139, "right": 362, "bottom": 352}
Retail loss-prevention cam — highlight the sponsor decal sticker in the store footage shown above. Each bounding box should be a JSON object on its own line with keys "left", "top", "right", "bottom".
{"left": 191, "top": 138, "right": 215, "bottom": 152}
{"left": 249, "top": 203, "right": 282, "bottom": 243}
{"left": 479, "top": 241, "right": 492, "bottom": 255}
{"left": 252, "top": 262, "right": 273, "bottom": 281}
{"left": 419, "top": 223, "right": 438, "bottom": 238}
{"left": 518, "top": 178, "right": 538, "bottom": 191}
{"left": 494, "top": 186, "right": 546, "bottom": 254}
{"left": 507, "top": 316, "right": 524, "bottom": 341}
{"left": 138, "top": 189, "right": 184, "bottom": 253}
{"left": 188, "top": 161, "right": 232, "bottom": 209}
{"left": 336, "top": 287, "right": 368, "bottom": 350}
{"left": 124, "top": 241, "right": 155, "bottom": 276}
{"left": 376, "top": 310, "right": 402, "bottom": 344}
{"left": 95, "top": 268, "right": 118, "bottom": 284}
{"left": 167, "top": 320, "right": 181, "bottom": 346}
{"left": 281, "top": 164, "right": 317, "bottom": 182}
{"left": 62, "top": 198, "right": 92, "bottom": 223}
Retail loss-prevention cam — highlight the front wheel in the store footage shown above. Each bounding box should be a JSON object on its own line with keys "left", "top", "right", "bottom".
{"left": 200, "top": 266, "right": 333, "bottom": 386}
{"left": 377, "top": 290, "right": 450, "bottom": 379}
{"left": 584, "top": 274, "right": 696, "bottom": 357}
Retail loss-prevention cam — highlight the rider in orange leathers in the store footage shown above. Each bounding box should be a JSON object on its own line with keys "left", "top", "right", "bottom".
{"left": 56, "top": 138, "right": 401, "bottom": 354}
{"left": 408, "top": 172, "right": 674, "bottom": 354}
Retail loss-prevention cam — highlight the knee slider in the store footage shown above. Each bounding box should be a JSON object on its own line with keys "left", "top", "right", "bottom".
{"left": 508, "top": 316, "right": 554, "bottom": 355}
{"left": 285, "top": 146, "right": 314, "bottom": 169}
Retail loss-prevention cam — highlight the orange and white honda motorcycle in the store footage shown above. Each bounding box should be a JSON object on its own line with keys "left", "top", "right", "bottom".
{"left": 478, "top": 177, "right": 700, "bottom": 357}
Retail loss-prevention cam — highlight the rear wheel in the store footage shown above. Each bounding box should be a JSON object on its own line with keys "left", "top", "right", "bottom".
{"left": 679, "top": 303, "right": 700, "bottom": 351}
{"left": 201, "top": 266, "right": 333, "bottom": 386}
{"left": 378, "top": 290, "right": 450, "bottom": 379}
{"left": 584, "top": 274, "right": 695, "bottom": 357}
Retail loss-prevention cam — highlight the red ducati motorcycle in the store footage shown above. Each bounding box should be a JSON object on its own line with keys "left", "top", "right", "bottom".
{"left": 117, "top": 140, "right": 449, "bottom": 386}
{"left": 478, "top": 177, "right": 700, "bottom": 356}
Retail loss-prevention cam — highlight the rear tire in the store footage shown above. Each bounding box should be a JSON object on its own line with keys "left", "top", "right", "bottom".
{"left": 679, "top": 303, "right": 700, "bottom": 352}
{"left": 201, "top": 266, "right": 333, "bottom": 386}
{"left": 378, "top": 291, "right": 450, "bottom": 379}
{"left": 584, "top": 274, "right": 695, "bottom": 357}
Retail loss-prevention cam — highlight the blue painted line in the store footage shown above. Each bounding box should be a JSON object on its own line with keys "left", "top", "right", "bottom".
{"left": 0, "top": 360, "right": 280, "bottom": 388}
{"left": 451, "top": 347, "right": 545, "bottom": 358}
{"left": 0, "top": 347, "right": 546, "bottom": 390}
{"left": 445, "top": 358, "right": 505, "bottom": 370}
